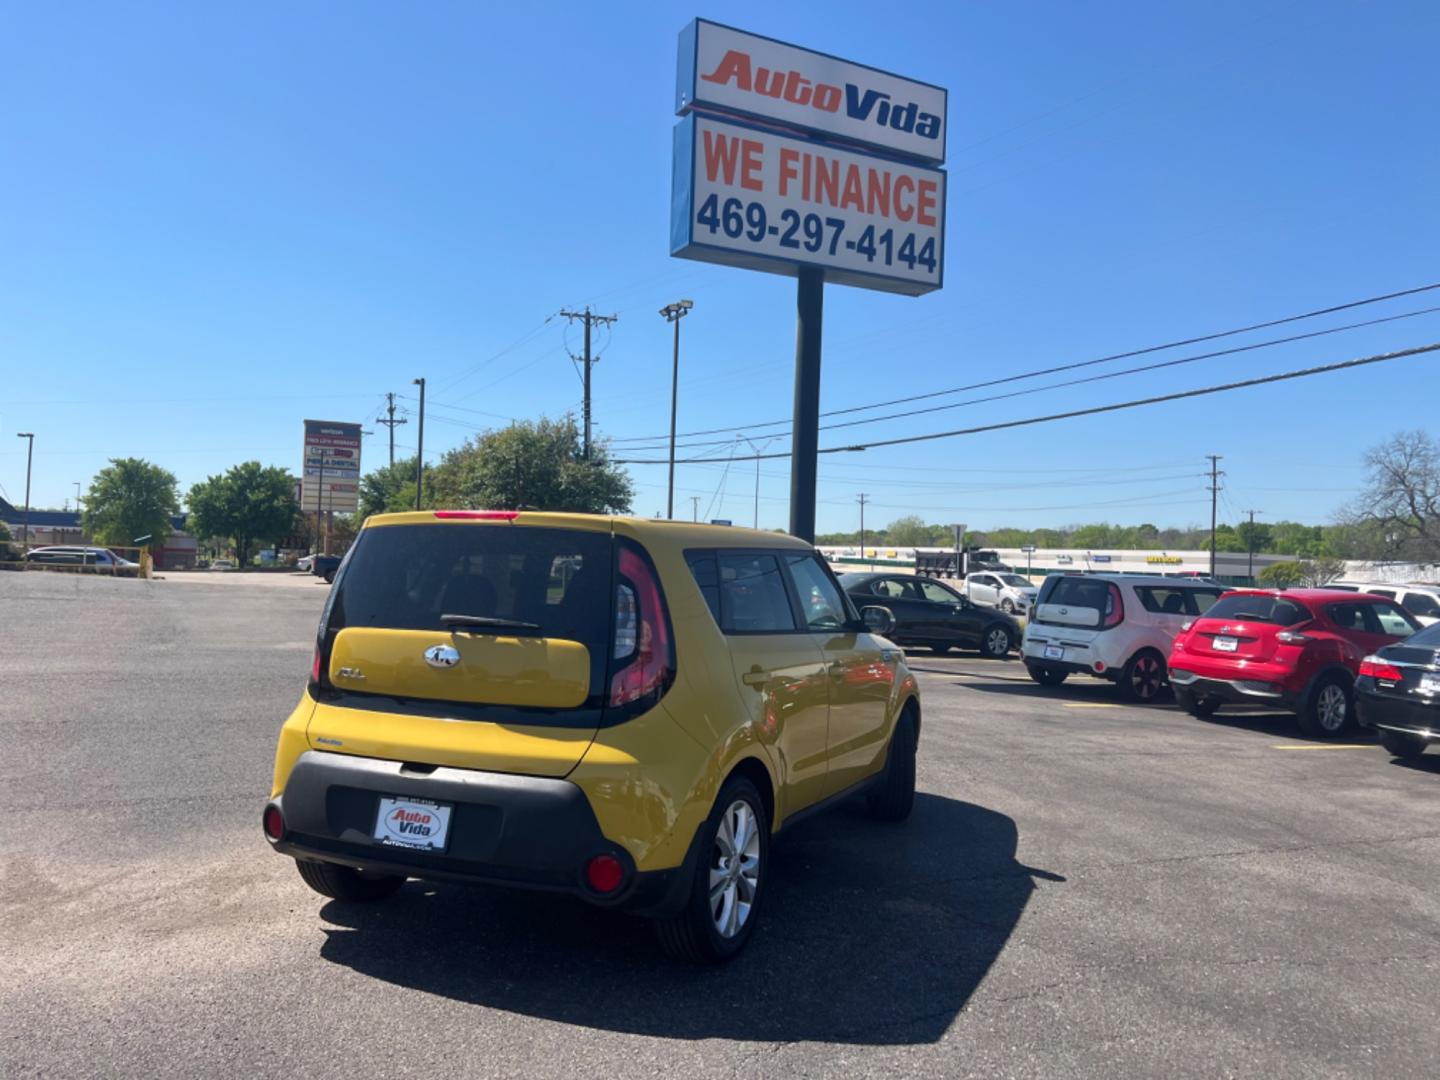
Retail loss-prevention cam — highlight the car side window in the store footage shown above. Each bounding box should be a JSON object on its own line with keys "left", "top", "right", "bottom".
{"left": 1325, "top": 603, "right": 1369, "bottom": 632}
{"left": 919, "top": 581, "right": 959, "bottom": 604}
{"left": 683, "top": 551, "right": 722, "bottom": 625}
{"left": 1402, "top": 592, "right": 1440, "bottom": 619}
{"left": 1188, "top": 589, "right": 1222, "bottom": 615}
{"left": 1372, "top": 601, "right": 1418, "bottom": 638}
{"left": 873, "top": 578, "right": 919, "bottom": 600}
{"left": 716, "top": 553, "right": 798, "bottom": 633}
{"left": 782, "top": 554, "right": 848, "bottom": 632}
{"left": 1368, "top": 588, "right": 1396, "bottom": 600}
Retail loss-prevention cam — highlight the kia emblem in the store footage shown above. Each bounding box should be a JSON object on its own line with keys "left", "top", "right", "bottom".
{"left": 424, "top": 644, "right": 461, "bottom": 669}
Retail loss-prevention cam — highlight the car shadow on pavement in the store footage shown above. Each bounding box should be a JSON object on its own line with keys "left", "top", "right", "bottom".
{"left": 315, "top": 793, "right": 1062, "bottom": 1045}
{"left": 1185, "top": 710, "right": 1378, "bottom": 744}
{"left": 1387, "top": 752, "right": 1440, "bottom": 775}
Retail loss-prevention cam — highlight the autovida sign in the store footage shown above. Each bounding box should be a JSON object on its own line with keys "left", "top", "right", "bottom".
{"left": 671, "top": 18, "right": 946, "bottom": 296}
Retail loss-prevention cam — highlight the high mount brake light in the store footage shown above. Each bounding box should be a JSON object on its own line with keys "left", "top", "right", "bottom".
{"left": 609, "top": 545, "right": 673, "bottom": 709}
{"left": 433, "top": 510, "right": 520, "bottom": 520}
{"left": 1359, "top": 656, "right": 1403, "bottom": 681}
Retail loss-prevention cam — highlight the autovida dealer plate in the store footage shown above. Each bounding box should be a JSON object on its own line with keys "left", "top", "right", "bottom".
{"left": 373, "top": 796, "right": 452, "bottom": 851}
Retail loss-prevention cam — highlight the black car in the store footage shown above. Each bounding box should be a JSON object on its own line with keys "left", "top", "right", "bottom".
{"left": 839, "top": 572, "right": 1019, "bottom": 658}
{"left": 1356, "top": 620, "right": 1440, "bottom": 759}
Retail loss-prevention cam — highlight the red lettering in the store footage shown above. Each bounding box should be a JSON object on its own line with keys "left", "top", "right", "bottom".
{"left": 866, "top": 168, "right": 891, "bottom": 217}
{"left": 814, "top": 157, "right": 840, "bottom": 208}
{"left": 740, "top": 139, "right": 764, "bottom": 192}
{"left": 779, "top": 148, "right": 800, "bottom": 197}
{"left": 840, "top": 164, "right": 865, "bottom": 212}
{"left": 703, "top": 130, "right": 742, "bottom": 185}
{"left": 700, "top": 49, "right": 752, "bottom": 91}
{"left": 783, "top": 71, "right": 812, "bottom": 106}
{"left": 916, "top": 179, "right": 937, "bottom": 227}
{"left": 893, "top": 175, "right": 916, "bottom": 222}
{"left": 813, "top": 84, "right": 842, "bottom": 112}
{"left": 754, "top": 67, "right": 784, "bottom": 98}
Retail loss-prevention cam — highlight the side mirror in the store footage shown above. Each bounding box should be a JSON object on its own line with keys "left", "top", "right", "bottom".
{"left": 861, "top": 605, "right": 896, "bottom": 636}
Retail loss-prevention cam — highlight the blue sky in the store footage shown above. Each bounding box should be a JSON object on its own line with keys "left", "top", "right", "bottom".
{"left": 3, "top": 1, "right": 1437, "bottom": 535}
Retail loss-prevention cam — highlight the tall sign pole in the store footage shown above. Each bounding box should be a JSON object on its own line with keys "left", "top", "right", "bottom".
{"left": 670, "top": 19, "right": 946, "bottom": 542}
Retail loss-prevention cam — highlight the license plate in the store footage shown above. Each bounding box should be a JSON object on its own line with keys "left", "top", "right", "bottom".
{"left": 1213, "top": 636, "right": 1239, "bottom": 652}
{"left": 1044, "top": 645, "right": 1064, "bottom": 660}
{"left": 373, "top": 796, "right": 452, "bottom": 851}
{"left": 1421, "top": 673, "right": 1440, "bottom": 695}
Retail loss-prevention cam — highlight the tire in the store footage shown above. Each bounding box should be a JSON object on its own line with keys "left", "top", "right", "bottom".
{"left": 1118, "top": 649, "right": 1168, "bottom": 702}
{"left": 1298, "top": 674, "right": 1354, "bottom": 738}
{"left": 979, "top": 625, "right": 1012, "bottom": 659}
{"left": 1378, "top": 729, "right": 1428, "bottom": 759}
{"left": 294, "top": 858, "right": 406, "bottom": 902}
{"left": 866, "top": 708, "right": 918, "bottom": 822}
{"left": 323, "top": 569, "right": 336, "bottom": 584}
{"left": 1000, "top": 598, "right": 1015, "bottom": 614}
{"left": 1175, "top": 688, "right": 1219, "bottom": 718}
{"left": 930, "top": 642, "right": 952, "bottom": 655}
{"left": 1026, "top": 662, "right": 1068, "bottom": 687}
{"left": 655, "top": 776, "right": 769, "bottom": 965}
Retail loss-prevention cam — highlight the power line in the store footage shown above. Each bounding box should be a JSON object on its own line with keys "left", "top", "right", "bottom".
{"left": 607, "top": 282, "right": 1440, "bottom": 446}
{"left": 614, "top": 342, "right": 1440, "bottom": 464}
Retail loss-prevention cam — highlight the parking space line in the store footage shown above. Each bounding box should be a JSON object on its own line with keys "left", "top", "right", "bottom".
{"left": 1270, "top": 744, "right": 1373, "bottom": 751}
{"left": 1064, "top": 703, "right": 1120, "bottom": 709}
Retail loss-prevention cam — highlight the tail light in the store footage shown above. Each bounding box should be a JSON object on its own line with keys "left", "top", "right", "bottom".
{"left": 262, "top": 804, "right": 285, "bottom": 842}
{"left": 1276, "top": 631, "right": 1311, "bottom": 645}
{"left": 311, "top": 643, "right": 323, "bottom": 684}
{"left": 1101, "top": 583, "right": 1125, "bottom": 630}
{"left": 1360, "top": 656, "right": 1403, "bottom": 681}
{"left": 608, "top": 541, "right": 675, "bottom": 711}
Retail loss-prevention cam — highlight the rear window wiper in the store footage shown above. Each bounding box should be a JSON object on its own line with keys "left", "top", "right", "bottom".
{"left": 440, "top": 613, "right": 542, "bottom": 635}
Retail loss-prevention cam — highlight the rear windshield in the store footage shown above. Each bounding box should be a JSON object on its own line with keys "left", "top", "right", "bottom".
{"left": 1404, "top": 621, "right": 1440, "bottom": 647}
{"left": 330, "top": 525, "right": 612, "bottom": 680}
{"left": 1043, "top": 577, "right": 1113, "bottom": 610}
{"left": 1203, "top": 594, "right": 1312, "bottom": 625}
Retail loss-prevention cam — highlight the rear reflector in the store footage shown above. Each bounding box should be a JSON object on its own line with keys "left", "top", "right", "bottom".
{"left": 433, "top": 510, "right": 520, "bottom": 520}
{"left": 1360, "top": 656, "right": 1404, "bottom": 681}
{"left": 262, "top": 805, "right": 285, "bottom": 841}
{"left": 585, "top": 854, "right": 625, "bottom": 894}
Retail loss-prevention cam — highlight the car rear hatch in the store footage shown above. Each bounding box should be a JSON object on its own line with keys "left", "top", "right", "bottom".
{"left": 1364, "top": 642, "right": 1440, "bottom": 701}
{"left": 1183, "top": 594, "right": 1313, "bottom": 663}
{"left": 1033, "top": 577, "right": 1118, "bottom": 633}
{"left": 306, "top": 512, "right": 621, "bottom": 778}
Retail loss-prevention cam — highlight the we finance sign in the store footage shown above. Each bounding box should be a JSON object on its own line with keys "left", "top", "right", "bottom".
{"left": 671, "top": 113, "right": 944, "bottom": 295}
{"left": 676, "top": 19, "right": 946, "bottom": 165}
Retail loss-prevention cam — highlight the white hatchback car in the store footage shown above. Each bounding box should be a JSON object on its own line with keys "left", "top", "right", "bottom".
{"left": 1020, "top": 574, "right": 1224, "bottom": 701}
{"left": 964, "top": 571, "right": 1040, "bottom": 615}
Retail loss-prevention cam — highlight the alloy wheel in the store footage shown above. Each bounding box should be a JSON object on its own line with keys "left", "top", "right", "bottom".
{"left": 709, "top": 800, "right": 761, "bottom": 939}
{"left": 1317, "top": 684, "right": 1348, "bottom": 731}
{"left": 1130, "top": 654, "right": 1165, "bottom": 700}
{"left": 986, "top": 628, "right": 1010, "bottom": 656}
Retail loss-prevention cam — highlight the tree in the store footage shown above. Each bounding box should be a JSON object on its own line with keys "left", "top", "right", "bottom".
{"left": 1258, "top": 561, "right": 1303, "bottom": 589}
{"left": 1235, "top": 519, "right": 1271, "bottom": 555}
{"left": 885, "top": 515, "right": 936, "bottom": 547}
{"left": 0, "top": 521, "right": 16, "bottom": 561}
{"left": 430, "top": 416, "right": 632, "bottom": 514}
{"left": 359, "top": 457, "right": 433, "bottom": 518}
{"left": 1348, "top": 430, "right": 1440, "bottom": 562}
{"left": 187, "top": 462, "right": 300, "bottom": 568}
{"left": 81, "top": 457, "right": 179, "bottom": 546}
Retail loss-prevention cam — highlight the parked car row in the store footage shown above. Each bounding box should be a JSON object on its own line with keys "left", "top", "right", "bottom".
{"left": 1003, "top": 571, "right": 1436, "bottom": 758}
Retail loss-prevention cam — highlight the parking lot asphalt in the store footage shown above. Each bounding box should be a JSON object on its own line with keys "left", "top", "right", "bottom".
{"left": 3, "top": 573, "right": 1438, "bottom": 1079}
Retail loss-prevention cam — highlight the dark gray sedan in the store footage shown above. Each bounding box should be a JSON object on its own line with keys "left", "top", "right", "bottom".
{"left": 839, "top": 571, "right": 1020, "bottom": 657}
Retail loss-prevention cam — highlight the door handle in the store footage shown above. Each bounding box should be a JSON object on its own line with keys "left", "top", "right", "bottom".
{"left": 742, "top": 668, "right": 768, "bottom": 687}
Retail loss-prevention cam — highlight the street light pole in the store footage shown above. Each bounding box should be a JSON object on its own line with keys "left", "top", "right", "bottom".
{"left": 659, "top": 300, "right": 694, "bottom": 520}
{"left": 15, "top": 433, "right": 33, "bottom": 549}
{"left": 413, "top": 377, "right": 426, "bottom": 510}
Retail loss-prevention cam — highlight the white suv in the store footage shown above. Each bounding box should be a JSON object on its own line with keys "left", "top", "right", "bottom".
{"left": 1021, "top": 574, "right": 1223, "bottom": 701}
{"left": 964, "top": 571, "right": 1040, "bottom": 615}
{"left": 1325, "top": 581, "right": 1440, "bottom": 626}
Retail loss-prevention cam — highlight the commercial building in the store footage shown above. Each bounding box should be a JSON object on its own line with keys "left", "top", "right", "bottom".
{"left": 0, "top": 497, "right": 198, "bottom": 569}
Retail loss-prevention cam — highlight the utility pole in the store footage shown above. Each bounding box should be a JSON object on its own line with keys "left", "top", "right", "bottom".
{"left": 377, "top": 392, "right": 407, "bottom": 468}
{"left": 413, "top": 377, "right": 426, "bottom": 509}
{"left": 1245, "top": 509, "right": 1262, "bottom": 583}
{"left": 560, "top": 307, "right": 618, "bottom": 460}
{"left": 15, "top": 433, "right": 33, "bottom": 549}
{"left": 1206, "top": 454, "right": 1224, "bottom": 579}
{"left": 690, "top": 495, "right": 700, "bottom": 522}
{"left": 73, "top": 482, "right": 82, "bottom": 544}
{"left": 659, "top": 300, "right": 694, "bottom": 518}
{"left": 857, "top": 493, "right": 869, "bottom": 570}
{"left": 789, "top": 268, "right": 824, "bottom": 542}
{"left": 738, "top": 435, "right": 776, "bottom": 530}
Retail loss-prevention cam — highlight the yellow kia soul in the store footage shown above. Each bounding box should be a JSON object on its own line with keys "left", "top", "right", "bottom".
{"left": 263, "top": 511, "right": 919, "bottom": 963}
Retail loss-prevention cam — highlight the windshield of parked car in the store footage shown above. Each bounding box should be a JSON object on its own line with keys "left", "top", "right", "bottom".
{"left": 1203, "top": 594, "right": 1312, "bottom": 625}
{"left": 997, "top": 574, "right": 1031, "bottom": 587}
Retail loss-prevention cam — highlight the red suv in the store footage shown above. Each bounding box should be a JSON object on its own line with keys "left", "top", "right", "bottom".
{"left": 1167, "top": 589, "right": 1421, "bottom": 737}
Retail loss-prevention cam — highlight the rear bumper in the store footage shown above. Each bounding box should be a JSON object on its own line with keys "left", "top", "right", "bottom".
{"left": 267, "top": 750, "right": 688, "bottom": 915}
{"left": 1356, "top": 687, "right": 1440, "bottom": 738}
{"left": 1168, "top": 668, "right": 1299, "bottom": 709}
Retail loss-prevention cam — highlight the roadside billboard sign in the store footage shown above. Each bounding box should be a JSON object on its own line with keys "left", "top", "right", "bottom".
{"left": 302, "top": 420, "right": 362, "bottom": 514}
{"left": 671, "top": 112, "right": 944, "bottom": 295}
{"left": 676, "top": 19, "right": 947, "bottom": 164}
